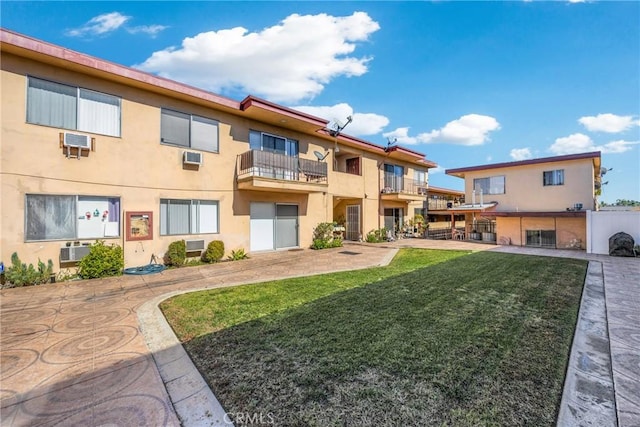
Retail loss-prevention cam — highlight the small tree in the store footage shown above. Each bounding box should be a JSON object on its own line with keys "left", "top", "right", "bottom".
{"left": 78, "top": 241, "right": 124, "bottom": 279}
{"left": 164, "top": 240, "right": 186, "bottom": 267}
{"left": 311, "top": 222, "right": 342, "bottom": 249}
{"left": 202, "top": 240, "right": 225, "bottom": 263}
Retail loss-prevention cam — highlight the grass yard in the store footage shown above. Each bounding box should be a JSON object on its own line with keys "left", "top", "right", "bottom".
{"left": 161, "top": 249, "right": 587, "bottom": 426}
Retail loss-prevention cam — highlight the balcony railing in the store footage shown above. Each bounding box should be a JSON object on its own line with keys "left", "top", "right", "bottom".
{"left": 380, "top": 174, "right": 428, "bottom": 196}
{"left": 428, "top": 199, "right": 463, "bottom": 210}
{"left": 237, "top": 150, "right": 328, "bottom": 183}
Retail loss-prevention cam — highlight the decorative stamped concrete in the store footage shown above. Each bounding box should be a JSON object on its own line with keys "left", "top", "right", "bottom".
{"left": 1, "top": 240, "right": 638, "bottom": 426}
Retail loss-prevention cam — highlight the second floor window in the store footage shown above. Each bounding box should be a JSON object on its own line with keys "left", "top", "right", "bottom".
{"left": 543, "top": 170, "right": 564, "bottom": 186}
{"left": 473, "top": 176, "right": 505, "bottom": 195}
{"left": 27, "top": 77, "right": 121, "bottom": 137}
{"left": 249, "top": 130, "right": 298, "bottom": 156}
{"left": 414, "top": 170, "right": 427, "bottom": 184}
{"left": 161, "top": 109, "right": 219, "bottom": 152}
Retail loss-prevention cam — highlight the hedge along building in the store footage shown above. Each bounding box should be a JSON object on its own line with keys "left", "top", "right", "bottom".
{"left": 445, "top": 151, "right": 602, "bottom": 248}
{"left": 0, "top": 29, "right": 436, "bottom": 269}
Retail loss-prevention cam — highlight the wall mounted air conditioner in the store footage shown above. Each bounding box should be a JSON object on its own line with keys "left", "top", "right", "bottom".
{"left": 186, "top": 239, "right": 205, "bottom": 252}
{"left": 183, "top": 151, "right": 202, "bottom": 166}
{"left": 60, "top": 246, "right": 91, "bottom": 262}
{"left": 63, "top": 132, "right": 91, "bottom": 149}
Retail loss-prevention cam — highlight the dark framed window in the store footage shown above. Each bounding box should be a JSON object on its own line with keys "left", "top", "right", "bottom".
{"left": 160, "top": 199, "right": 219, "bottom": 235}
{"left": 249, "top": 130, "right": 298, "bottom": 156}
{"left": 526, "top": 230, "right": 556, "bottom": 248}
{"left": 543, "top": 170, "right": 564, "bottom": 186}
{"left": 27, "top": 77, "right": 121, "bottom": 137}
{"left": 25, "top": 195, "right": 120, "bottom": 241}
{"left": 161, "top": 109, "right": 219, "bottom": 152}
{"left": 473, "top": 176, "right": 505, "bottom": 195}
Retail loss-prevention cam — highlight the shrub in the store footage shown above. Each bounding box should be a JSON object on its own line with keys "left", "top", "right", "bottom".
{"left": 165, "top": 240, "right": 186, "bottom": 267}
{"left": 78, "top": 241, "right": 124, "bottom": 279}
{"left": 4, "top": 253, "right": 53, "bottom": 287}
{"left": 228, "top": 248, "right": 249, "bottom": 261}
{"left": 202, "top": 240, "right": 225, "bottom": 263}
{"left": 366, "top": 228, "right": 388, "bottom": 243}
{"left": 310, "top": 222, "right": 343, "bottom": 249}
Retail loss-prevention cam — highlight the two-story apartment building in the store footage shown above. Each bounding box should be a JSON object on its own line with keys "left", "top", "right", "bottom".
{"left": 445, "top": 152, "right": 602, "bottom": 248}
{"left": 0, "top": 29, "right": 435, "bottom": 269}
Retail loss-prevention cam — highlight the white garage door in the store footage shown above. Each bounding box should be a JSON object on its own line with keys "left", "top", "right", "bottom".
{"left": 250, "top": 203, "right": 298, "bottom": 252}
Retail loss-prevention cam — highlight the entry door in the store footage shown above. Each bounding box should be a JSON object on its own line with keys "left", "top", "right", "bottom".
{"left": 275, "top": 204, "right": 298, "bottom": 249}
{"left": 346, "top": 205, "right": 360, "bottom": 241}
{"left": 384, "top": 208, "right": 404, "bottom": 236}
{"left": 250, "top": 203, "right": 275, "bottom": 252}
{"left": 250, "top": 202, "right": 298, "bottom": 251}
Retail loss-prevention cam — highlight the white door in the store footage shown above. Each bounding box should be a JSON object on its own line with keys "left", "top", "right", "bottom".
{"left": 250, "top": 203, "right": 275, "bottom": 252}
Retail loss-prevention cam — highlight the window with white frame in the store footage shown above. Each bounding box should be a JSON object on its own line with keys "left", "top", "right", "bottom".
{"left": 543, "top": 169, "right": 564, "bottom": 186}
{"left": 249, "top": 130, "right": 298, "bottom": 156}
{"left": 160, "top": 199, "right": 219, "bottom": 235}
{"left": 473, "top": 175, "right": 505, "bottom": 195}
{"left": 160, "top": 109, "right": 219, "bottom": 152}
{"left": 25, "top": 195, "right": 120, "bottom": 241}
{"left": 27, "top": 77, "right": 121, "bottom": 137}
{"left": 414, "top": 169, "right": 427, "bottom": 184}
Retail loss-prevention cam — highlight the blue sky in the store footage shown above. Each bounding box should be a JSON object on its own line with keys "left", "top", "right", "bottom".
{"left": 2, "top": 1, "right": 639, "bottom": 203}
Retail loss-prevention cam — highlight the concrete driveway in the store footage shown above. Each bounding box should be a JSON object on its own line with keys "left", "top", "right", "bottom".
{"left": 1, "top": 240, "right": 638, "bottom": 426}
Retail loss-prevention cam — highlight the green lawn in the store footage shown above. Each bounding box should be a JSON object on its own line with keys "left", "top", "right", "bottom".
{"left": 161, "top": 249, "right": 587, "bottom": 426}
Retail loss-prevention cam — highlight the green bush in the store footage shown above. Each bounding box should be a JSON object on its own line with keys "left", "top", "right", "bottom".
{"left": 4, "top": 252, "right": 53, "bottom": 287}
{"left": 366, "top": 228, "right": 388, "bottom": 243}
{"left": 227, "top": 248, "right": 249, "bottom": 261}
{"left": 78, "top": 241, "right": 124, "bottom": 279}
{"left": 202, "top": 240, "right": 225, "bottom": 263}
{"left": 165, "top": 240, "right": 186, "bottom": 267}
{"left": 310, "top": 222, "right": 343, "bottom": 249}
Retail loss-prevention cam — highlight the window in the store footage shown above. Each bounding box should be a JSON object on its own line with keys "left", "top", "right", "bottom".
{"left": 160, "top": 199, "right": 219, "bottom": 235}
{"left": 346, "top": 158, "right": 360, "bottom": 175}
{"left": 384, "top": 164, "right": 404, "bottom": 191}
{"left": 249, "top": 130, "right": 298, "bottom": 156}
{"left": 414, "top": 170, "right": 427, "bottom": 184}
{"left": 160, "top": 109, "right": 219, "bottom": 152}
{"left": 543, "top": 169, "right": 564, "bottom": 186}
{"left": 473, "top": 176, "right": 505, "bottom": 195}
{"left": 25, "top": 195, "right": 120, "bottom": 241}
{"left": 526, "top": 230, "right": 556, "bottom": 248}
{"left": 27, "top": 77, "right": 121, "bottom": 137}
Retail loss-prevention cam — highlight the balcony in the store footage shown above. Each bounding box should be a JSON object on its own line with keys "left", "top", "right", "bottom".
{"left": 428, "top": 199, "right": 464, "bottom": 211}
{"left": 380, "top": 174, "right": 428, "bottom": 202}
{"left": 237, "top": 150, "right": 328, "bottom": 193}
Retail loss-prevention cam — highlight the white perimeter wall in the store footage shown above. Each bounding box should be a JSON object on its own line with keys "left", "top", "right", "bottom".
{"left": 587, "top": 211, "right": 640, "bottom": 254}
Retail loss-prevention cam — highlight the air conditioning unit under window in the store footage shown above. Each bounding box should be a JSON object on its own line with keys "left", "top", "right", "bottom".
{"left": 183, "top": 151, "right": 202, "bottom": 165}
{"left": 63, "top": 132, "right": 91, "bottom": 149}
{"left": 185, "top": 239, "right": 205, "bottom": 252}
{"left": 60, "top": 246, "right": 91, "bottom": 262}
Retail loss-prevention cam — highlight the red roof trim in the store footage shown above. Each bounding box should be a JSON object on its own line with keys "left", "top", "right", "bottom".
{"left": 1, "top": 28, "right": 241, "bottom": 110}
{"left": 445, "top": 151, "right": 601, "bottom": 175}
{"left": 240, "top": 96, "right": 328, "bottom": 127}
{"left": 483, "top": 211, "right": 587, "bottom": 218}
{"left": 428, "top": 186, "right": 464, "bottom": 195}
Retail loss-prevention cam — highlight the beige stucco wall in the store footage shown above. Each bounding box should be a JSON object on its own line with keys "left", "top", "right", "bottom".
{"left": 1, "top": 52, "right": 430, "bottom": 270}
{"left": 462, "top": 161, "right": 596, "bottom": 212}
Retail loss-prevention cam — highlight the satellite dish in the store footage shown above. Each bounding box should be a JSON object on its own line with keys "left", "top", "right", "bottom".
{"left": 314, "top": 150, "right": 329, "bottom": 161}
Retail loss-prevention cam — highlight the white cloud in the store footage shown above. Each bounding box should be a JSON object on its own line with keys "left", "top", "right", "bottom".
{"left": 428, "top": 166, "right": 446, "bottom": 174}
{"left": 66, "top": 12, "right": 130, "bottom": 37}
{"left": 550, "top": 133, "right": 639, "bottom": 155}
{"left": 578, "top": 113, "right": 638, "bottom": 133}
{"left": 292, "top": 103, "right": 389, "bottom": 137}
{"left": 382, "top": 127, "right": 418, "bottom": 145}
{"left": 126, "top": 25, "right": 169, "bottom": 37}
{"left": 510, "top": 148, "right": 532, "bottom": 161}
{"left": 136, "top": 12, "right": 380, "bottom": 103}
{"left": 417, "top": 114, "right": 500, "bottom": 146}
